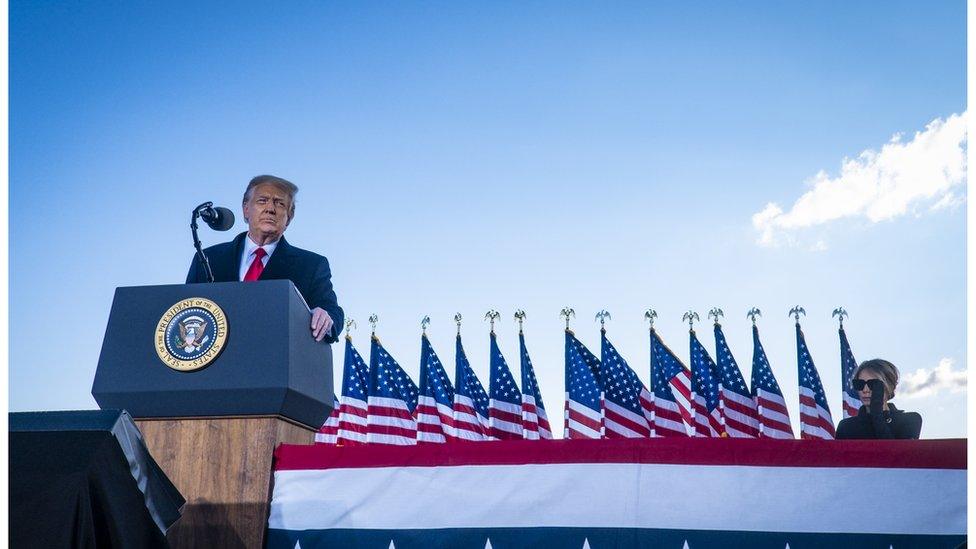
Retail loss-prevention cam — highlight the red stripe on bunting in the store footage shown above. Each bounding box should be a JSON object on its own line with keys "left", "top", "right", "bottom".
{"left": 274, "top": 437, "right": 965, "bottom": 471}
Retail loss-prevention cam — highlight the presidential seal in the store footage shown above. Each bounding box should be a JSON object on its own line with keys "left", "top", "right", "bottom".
{"left": 155, "top": 297, "right": 228, "bottom": 372}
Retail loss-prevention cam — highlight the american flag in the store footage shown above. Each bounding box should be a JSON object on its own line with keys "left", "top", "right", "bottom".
{"left": 335, "top": 336, "right": 370, "bottom": 445}
{"left": 416, "top": 334, "right": 456, "bottom": 444}
{"left": 650, "top": 329, "right": 692, "bottom": 437}
{"left": 839, "top": 326, "right": 860, "bottom": 419}
{"left": 518, "top": 331, "right": 552, "bottom": 440}
{"left": 314, "top": 395, "right": 340, "bottom": 444}
{"left": 600, "top": 330, "right": 652, "bottom": 438}
{"left": 689, "top": 330, "right": 724, "bottom": 437}
{"left": 453, "top": 334, "right": 490, "bottom": 441}
{"left": 796, "top": 323, "right": 835, "bottom": 440}
{"left": 488, "top": 333, "right": 523, "bottom": 440}
{"left": 714, "top": 323, "right": 759, "bottom": 438}
{"left": 366, "top": 336, "right": 419, "bottom": 446}
{"left": 564, "top": 330, "right": 604, "bottom": 439}
{"left": 749, "top": 325, "right": 794, "bottom": 439}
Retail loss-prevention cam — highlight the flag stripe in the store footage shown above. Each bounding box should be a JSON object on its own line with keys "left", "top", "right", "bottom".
{"left": 522, "top": 396, "right": 541, "bottom": 440}
{"left": 654, "top": 399, "right": 690, "bottom": 437}
{"left": 566, "top": 418, "right": 602, "bottom": 439}
{"left": 275, "top": 437, "right": 967, "bottom": 471}
{"left": 799, "top": 391, "right": 836, "bottom": 439}
{"left": 669, "top": 372, "right": 695, "bottom": 428}
{"left": 713, "top": 323, "right": 758, "bottom": 438}
{"left": 653, "top": 417, "right": 689, "bottom": 437}
{"left": 270, "top": 462, "right": 965, "bottom": 535}
{"left": 843, "top": 394, "right": 861, "bottom": 419}
{"left": 567, "top": 398, "right": 603, "bottom": 421}
{"left": 489, "top": 401, "right": 523, "bottom": 424}
{"left": 367, "top": 405, "right": 414, "bottom": 422}
{"left": 316, "top": 396, "right": 340, "bottom": 445}
{"left": 755, "top": 391, "right": 791, "bottom": 419}
{"left": 518, "top": 332, "right": 549, "bottom": 441}
{"left": 364, "top": 433, "right": 415, "bottom": 445}
{"left": 604, "top": 402, "right": 651, "bottom": 438}
{"left": 335, "top": 429, "right": 367, "bottom": 443}
{"left": 416, "top": 433, "right": 446, "bottom": 443}
{"left": 338, "top": 410, "right": 367, "bottom": 425}
{"left": 721, "top": 389, "right": 759, "bottom": 415}
{"left": 416, "top": 335, "right": 456, "bottom": 444}
{"left": 604, "top": 417, "right": 649, "bottom": 438}
{"left": 567, "top": 405, "right": 604, "bottom": 434}
{"left": 453, "top": 428, "right": 489, "bottom": 442}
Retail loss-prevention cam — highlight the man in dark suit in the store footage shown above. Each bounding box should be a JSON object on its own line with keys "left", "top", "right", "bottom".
{"left": 186, "top": 175, "right": 344, "bottom": 343}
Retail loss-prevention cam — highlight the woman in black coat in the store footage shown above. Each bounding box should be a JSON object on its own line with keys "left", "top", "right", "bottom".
{"left": 836, "top": 359, "right": 922, "bottom": 439}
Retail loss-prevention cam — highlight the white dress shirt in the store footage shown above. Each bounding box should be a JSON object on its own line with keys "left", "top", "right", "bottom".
{"left": 239, "top": 234, "right": 279, "bottom": 281}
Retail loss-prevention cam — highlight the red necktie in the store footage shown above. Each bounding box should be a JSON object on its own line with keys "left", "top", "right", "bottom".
{"left": 243, "top": 247, "right": 267, "bottom": 282}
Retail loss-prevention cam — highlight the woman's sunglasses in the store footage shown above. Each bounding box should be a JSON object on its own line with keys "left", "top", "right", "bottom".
{"left": 852, "top": 378, "right": 884, "bottom": 391}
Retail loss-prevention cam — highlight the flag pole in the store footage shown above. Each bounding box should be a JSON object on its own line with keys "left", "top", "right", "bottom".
{"left": 708, "top": 308, "right": 724, "bottom": 326}
{"left": 708, "top": 308, "right": 728, "bottom": 435}
{"left": 788, "top": 305, "right": 806, "bottom": 325}
{"left": 644, "top": 308, "right": 657, "bottom": 436}
{"left": 832, "top": 307, "right": 848, "bottom": 329}
{"left": 595, "top": 309, "right": 611, "bottom": 334}
{"left": 560, "top": 307, "right": 575, "bottom": 332}
{"left": 683, "top": 310, "right": 700, "bottom": 436}
{"left": 368, "top": 314, "right": 379, "bottom": 342}
{"left": 514, "top": 309, "right": 526, "bottom": 335}
{"left": 644, "top": 309, "right": 657, "bottom": 330}
{"left": 747, "top": 307, "right": 761, "bottom": 326}
{"left": 747, "top": 307, "right": 764, "bottom": 436}
{"left": 484, "top": 310, "right": 500, "bottom": 334}
{"left": 560, "top": 307, "right": 575, "bottom": 439}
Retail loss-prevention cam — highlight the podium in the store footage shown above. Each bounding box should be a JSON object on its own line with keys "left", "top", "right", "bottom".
{"left": 92, "top": 280, "right": 334, "bottom": 548}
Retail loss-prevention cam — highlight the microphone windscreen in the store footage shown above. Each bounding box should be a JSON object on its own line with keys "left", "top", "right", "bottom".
{"left": 209, "top": 207, "right": 235, "bottom": 231}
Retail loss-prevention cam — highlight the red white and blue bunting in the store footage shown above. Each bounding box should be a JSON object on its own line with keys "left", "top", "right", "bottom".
{"left": 267, "top": 438, "right": 965, "bottom": 548}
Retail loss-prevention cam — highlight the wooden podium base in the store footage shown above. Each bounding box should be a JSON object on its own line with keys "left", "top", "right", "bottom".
{"left": 136, "top": 416, "right": 314, "bottom": 548}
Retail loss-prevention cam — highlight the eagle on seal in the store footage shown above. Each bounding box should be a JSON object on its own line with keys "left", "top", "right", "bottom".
{"left": 175, "top": 317, "right": 209, "bottom": 353}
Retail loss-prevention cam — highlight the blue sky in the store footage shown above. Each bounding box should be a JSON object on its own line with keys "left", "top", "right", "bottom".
{"left": 10, "top": 2, "right": 966, "bottom": 437}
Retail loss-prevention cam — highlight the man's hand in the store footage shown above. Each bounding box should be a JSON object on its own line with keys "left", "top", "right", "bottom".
{"left": 311, "top": 307, "right": 334, "bottom": 342}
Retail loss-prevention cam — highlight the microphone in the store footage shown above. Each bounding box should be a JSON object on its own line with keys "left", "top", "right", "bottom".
{"left": 200, "top": 205, "right": 235, "bottom": 231}
{"left": 190, "top": 201, "right": 234, "bottom": 283}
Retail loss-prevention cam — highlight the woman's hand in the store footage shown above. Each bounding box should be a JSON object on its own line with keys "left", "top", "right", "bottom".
{"left": 867, "top": 378, "right": 885, "bottom": 414}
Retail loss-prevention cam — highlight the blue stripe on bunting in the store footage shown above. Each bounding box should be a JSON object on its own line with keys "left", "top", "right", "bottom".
{"left": 267, "top": 527, "right": 964, "bottom": 549}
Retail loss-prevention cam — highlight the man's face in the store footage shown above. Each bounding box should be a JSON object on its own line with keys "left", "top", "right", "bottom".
{"left": 243, "top": 184, "right": 292, "bottom": 241}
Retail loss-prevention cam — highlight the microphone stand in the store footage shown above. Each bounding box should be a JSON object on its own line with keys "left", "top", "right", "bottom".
{"left": 191, "top": 202, "right": 216, "bottom": 283}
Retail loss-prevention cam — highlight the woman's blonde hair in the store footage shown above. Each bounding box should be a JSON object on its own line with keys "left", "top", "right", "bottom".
{"left": 852, "top": 359, "right": 900, "bottom": 400}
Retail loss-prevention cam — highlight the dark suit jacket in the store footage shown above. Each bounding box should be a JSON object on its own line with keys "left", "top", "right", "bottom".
{"left": 835, "top": 404, "right": 922, "bottom": 440}
{"left": 186, "top": 232, "right": 344, "bottom": 343}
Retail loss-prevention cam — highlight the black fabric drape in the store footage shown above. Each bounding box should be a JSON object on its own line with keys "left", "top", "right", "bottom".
{"left": 9, "top": 410, "right": 184, "bottom": 548}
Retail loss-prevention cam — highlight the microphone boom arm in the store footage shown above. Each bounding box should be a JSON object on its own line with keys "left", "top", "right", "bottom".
{"left": 191, "top": 202, "right": 216, "bottom": 283}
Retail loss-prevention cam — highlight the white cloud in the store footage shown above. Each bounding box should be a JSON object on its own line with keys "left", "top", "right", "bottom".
{"left": 753, "top": 112, "right": 968, "bottom": 246}
{"left": 929, "top": 191, "right": 966, "bottom": 212}
{"left": 898, "top": 358, "right": 967, "bottom": 399}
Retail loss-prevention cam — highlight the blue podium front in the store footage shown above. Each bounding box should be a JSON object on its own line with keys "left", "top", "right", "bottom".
{"left": 92, "top": 280, "right": 334, "bottom": 430}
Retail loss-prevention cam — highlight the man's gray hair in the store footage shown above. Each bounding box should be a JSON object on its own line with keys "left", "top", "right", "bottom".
{"left": 243, "top": 175, "right": 299, "bottom": 218}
